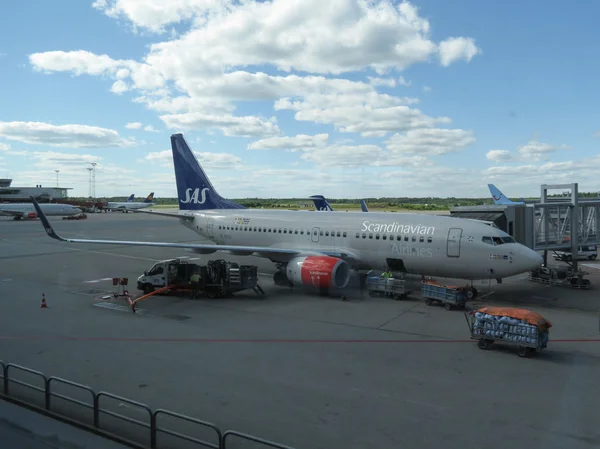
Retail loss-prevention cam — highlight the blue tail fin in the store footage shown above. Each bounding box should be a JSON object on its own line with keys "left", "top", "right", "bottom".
{"left": 310, "top": 195, "right": 334, "bottom": 211}
{"left": 360, "top": 199, "right": 369, "bottom": 212}
{"left": 488, "top": 184, "right": 524, "bottom": 205}
{"left": 144, "top": 192, "right": 155, "bottom": 203}
{"left": 127, "top": 194, "right": 134, "bottom": 202}
{"left": 171, "top": 134, "right": 246, "bottom": 210}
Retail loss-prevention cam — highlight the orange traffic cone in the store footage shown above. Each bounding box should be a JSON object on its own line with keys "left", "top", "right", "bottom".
{"left": 40, "top": 293, "right": 47, "bottom": 308}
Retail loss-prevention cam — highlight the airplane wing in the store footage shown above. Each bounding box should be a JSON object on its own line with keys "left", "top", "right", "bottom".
{"left": 30, "top": 197, "right": 359, "bottom": 262}
{"left": 132, "top": 209, "right": 195, "bottom": 221}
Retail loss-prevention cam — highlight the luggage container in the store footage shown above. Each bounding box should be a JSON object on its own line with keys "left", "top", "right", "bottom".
{"left": 421, "top": 281, "right": 468, "bottom": 310}
{"left": 465, "top": 306, "right": 551, "bottom": 357}
{"left": 366, "top": 276, "right": 409, "bottom": 300}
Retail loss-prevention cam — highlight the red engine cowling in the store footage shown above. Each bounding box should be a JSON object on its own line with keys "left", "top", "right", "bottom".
{"left": 285, "top": 256, "right": 350, "bottom": 289}
{"left": 26, "top": 212, "right": 37, "bottom": 219}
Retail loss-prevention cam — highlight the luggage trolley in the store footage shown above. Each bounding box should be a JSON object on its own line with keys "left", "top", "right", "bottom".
{"left": 465, "top": 307, "right": 551, "bottom": 358}
{"left": 366, "top": 277, "right": 409, "bottom": 300}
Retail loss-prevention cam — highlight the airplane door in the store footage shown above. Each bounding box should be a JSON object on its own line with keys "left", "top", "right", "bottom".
{"left": 447, "top": 228, "right": 462, "bottom": 257}
{"left": 311, "top": 227, "right": 320, "bottom": 243}
{"left": 207, "top": 218, "right": 214, "bottom": 239}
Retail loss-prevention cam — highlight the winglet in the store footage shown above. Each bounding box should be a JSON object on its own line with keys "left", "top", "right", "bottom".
{"left": 30, "top": 196, "right": 67, "bottom": 242}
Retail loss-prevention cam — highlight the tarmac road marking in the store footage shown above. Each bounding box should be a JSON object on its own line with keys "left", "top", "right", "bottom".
{"left": 83, "top": 278, "right": 113, "bottom": 284}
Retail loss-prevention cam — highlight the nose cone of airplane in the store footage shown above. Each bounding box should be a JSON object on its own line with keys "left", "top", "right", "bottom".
{"left": 74, "top": 207, "right": 83, "bottom": 214}
{"left": 522, "top": 247, "right": 543, "bottom": 271}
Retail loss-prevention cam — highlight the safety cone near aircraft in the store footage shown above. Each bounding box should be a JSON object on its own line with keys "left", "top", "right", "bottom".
{"left": 40, "top": 293, "right": 47, "bottom": 308}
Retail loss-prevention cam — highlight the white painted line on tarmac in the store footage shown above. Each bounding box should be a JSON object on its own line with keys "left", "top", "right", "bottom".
{"left": 83, "top": 277, "right": 113, "bottom": 284}
{"left": 582, "top": 263, "right": 600, "bottom": 270}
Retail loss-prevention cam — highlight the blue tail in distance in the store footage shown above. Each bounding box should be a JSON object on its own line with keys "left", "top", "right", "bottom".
{"left": 171, "top": 134, "right": 246, "bottom": 211}
{"left": 126, "top": 194, "right": 135, "bottom": 202}
{"left": 144, "top": 192, "right": 155, "bottom": 203}
{"left": 488, "top": 184, "right": 525, "bottom": 205}
{"left": 310, "top": 195, "right": 334, "bottom": 211}
{"left": 360, "top": 199, "right": 369, "bottom": 212}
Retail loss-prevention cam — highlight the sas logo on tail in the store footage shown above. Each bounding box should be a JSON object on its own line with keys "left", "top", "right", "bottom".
{"left": 180, "top": 187, "right": 210, "bottom": 204}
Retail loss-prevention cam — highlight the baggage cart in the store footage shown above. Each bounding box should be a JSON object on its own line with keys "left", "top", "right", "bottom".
{"left": 465, "top": 308, "right": 550, "bottom": 358}
{"left": 421, "top": 281, "right": 467, "bottom": 310}
{"left": 366, "top": 276, "right": 409, "bottom": 300}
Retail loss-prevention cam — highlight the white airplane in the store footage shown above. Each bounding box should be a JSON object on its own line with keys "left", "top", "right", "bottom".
{"left": 0, "top": 203, "right": 82, "bottom": 220}
{"left": 30, "top": 134, "right": 543, "bottom": 298}
{"left": 105, "top": 193, "right": 155, "bottom": 212}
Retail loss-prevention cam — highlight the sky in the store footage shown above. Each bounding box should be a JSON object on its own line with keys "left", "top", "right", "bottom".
{"left": 0, "top": 0, "right": 599, "bottom": 200}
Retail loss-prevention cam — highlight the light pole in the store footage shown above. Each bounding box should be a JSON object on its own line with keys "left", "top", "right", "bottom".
{"left": 88, "top": 162, "right": 97, "bottom": 198}
{"left": 87, "top": 167, "right": 93, "bottom": 198}
{"left": 55, "top": 169, "right": 60, "bottom": 187}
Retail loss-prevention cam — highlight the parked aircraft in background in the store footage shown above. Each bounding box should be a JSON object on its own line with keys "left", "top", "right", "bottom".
{"left": 488, "top": 184, "right": 525, "bottom": 205}
{"left": 31, "top": 134, "right": 543, "bottom": 298}
{"left": 0, "top": 203, "right": 82, "bottom": 220}
{"left": 105, "top": 193, "right": 155, "bottom": 212}
{"left": 309, "top": 195, "right": 369, "bottom": 212}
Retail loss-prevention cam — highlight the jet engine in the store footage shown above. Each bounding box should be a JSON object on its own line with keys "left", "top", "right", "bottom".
{"left": 285, "top": 256, "right": 350, "bottom": 289}
{"left": 27, "top": 212, "right": 37, "bottom": 219}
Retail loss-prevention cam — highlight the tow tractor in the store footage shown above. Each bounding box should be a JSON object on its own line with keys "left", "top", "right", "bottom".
{"left": 528, "top": 266, "right": 591, "bottom": 290}
{"left": 132, "top": 259, "right": 264, "bottom": 311}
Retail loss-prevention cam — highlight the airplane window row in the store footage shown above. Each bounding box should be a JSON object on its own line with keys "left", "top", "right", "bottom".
{"left": 482, "top": 236, "right": 515, "bottom": 245}
{"left": 218, "top": 225, "right": 434, "bottom": 243}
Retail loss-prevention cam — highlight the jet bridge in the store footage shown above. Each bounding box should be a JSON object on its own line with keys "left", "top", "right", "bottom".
{"left": 451, "top": 183, "right": 600, "bottom": 271}
{"left": 450, "top": 204, "right": 535, "bottom": 249}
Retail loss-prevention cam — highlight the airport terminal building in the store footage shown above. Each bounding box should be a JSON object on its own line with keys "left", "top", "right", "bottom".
{"left": 0, "top": 178, "right": 71, "bottom": 203}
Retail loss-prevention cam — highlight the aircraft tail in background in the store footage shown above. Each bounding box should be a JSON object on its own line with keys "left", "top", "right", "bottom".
{"left": 310, "top": 195, "right": 334, "bottom": 211}
{"left": 171, "top": 134, "right": 246, "bottom": 211}
{"left": 126, "top": 194, "right": 135, "bottom": 202}
{"left": 144, "top": 192, "right": 155, "bottom": 203}
{"left": 360, "top": 200, "right": 369, "bottom": 212}
{"left": 488, "top": 184, "right": 525, "bottom": 205}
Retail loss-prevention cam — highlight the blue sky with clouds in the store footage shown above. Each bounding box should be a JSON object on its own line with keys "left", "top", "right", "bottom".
{"left": 0, "top": 0, "right": 598, "bottom": 199}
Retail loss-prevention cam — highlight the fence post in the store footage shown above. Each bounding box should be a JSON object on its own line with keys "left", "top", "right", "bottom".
{"left": 93, "top": 393, "right": 100, "bottom": 428}
{"left": 150, "top": 412, "right": 157, "bottom": 449}
{"left": 3, "top": 364, "right": 8, "bottom": 395}
{"left": 45, "top": 378, "right": 51, "bottom": 410}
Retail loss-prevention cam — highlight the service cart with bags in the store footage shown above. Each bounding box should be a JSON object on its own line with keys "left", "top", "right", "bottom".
{"left": 465, "top": 306, "right": 551, "bottom": 357}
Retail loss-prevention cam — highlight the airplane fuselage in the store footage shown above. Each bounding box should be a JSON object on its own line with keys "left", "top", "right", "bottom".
{"left": 106, "top": 202, "right": 154, "bottom": 211}
{"left": 0, "top": 203, "right": 82, "bottom": 217}
{"left": 179, "top": 209, "right": 540, "bottom": 281}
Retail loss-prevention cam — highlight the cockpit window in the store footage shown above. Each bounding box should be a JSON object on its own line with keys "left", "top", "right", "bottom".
{"left": 501, "top": 236, "right": 515, "bottom": 244}
{"left": 482, "top": 236, "right": 493, "bottom": 245}
{"left": 492, "top": 237, "right": 504, "bottom": 245}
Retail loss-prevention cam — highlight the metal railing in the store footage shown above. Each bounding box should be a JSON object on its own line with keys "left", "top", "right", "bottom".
{"left": 0, "top": 360, "right": 297, "bottom": 449}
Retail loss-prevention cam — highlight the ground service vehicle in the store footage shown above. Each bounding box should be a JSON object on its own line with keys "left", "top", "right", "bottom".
{"left": 553, "top": 245, "right": 597, "bottom": 261}
{"left": 529, "top": 266, "right": 591, "bottom": 289}
{"left": 422, "top": 281, "right": 469, "bottom": 310}
{"left": 465, "top": 307, "right": 551, "bottom": 358}
{"left": 136, "top": 259, "right": 264, "bottom": 298}
{"left": 366, "top": 276, "right": 409, "bottom": 300}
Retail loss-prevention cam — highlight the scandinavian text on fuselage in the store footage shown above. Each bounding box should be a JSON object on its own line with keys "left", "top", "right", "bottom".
{"left": 361, "top": 221, "right": 435, "bottom": 235}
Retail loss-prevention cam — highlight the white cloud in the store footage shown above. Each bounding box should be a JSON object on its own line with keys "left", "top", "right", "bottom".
{"left": 486, "top": 150, "right": 513, "bottom": 162}
{"left": 518, "top": 140, "right": 569, "bottom": 161}
{"left": 145, "top": 149, "right": 242, "bottom": 169}
{"left": 0, "top": 142, "right": 10, "bottom": 151}
{"left": 0, "top": 122, "right": 135, "bottom": 148}
{"left": 143, "top": 125, "right": 159, "bottom": 132}
{"left": 110, "top": 79, "right": 129, "bottom": 94}
{"left": 368, "top": 77, "right": 397, "bottom": 87}
{"left": 160, "top": 112, "right": 280, "bottom": 138}
{"left": 28, "top": 1, "right": 481, "bottom": 141}
{"left": 398, "top": 76, "right": 411, "bottom": 87}
{"left": 386, "top": 128, "right": 475, "bottom": 155}
{"left": 248, "top": 134, "right": 329, "bottom": 151}
{"left": 125, "top": 122, "right": 143, "bottom": 129}
{"left": 422, "top": 85, "right": 432, "bottom": 92}
{"left": 438, "top": 37, "right": 481, "bottom": 67}
{"left": 487, "top": 139, "right": 570, "bottom": 163}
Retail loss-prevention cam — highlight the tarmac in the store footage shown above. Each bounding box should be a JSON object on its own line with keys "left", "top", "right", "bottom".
{"left": 0, "top": 212, "right": 599, "bottom": 449}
